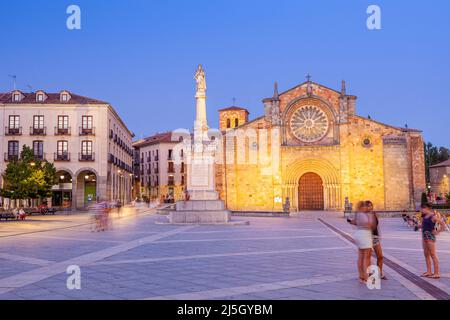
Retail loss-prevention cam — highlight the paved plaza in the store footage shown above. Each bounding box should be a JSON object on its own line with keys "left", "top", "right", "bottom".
{"left": 0, "top": 209, "right": 449, "bottom": 300}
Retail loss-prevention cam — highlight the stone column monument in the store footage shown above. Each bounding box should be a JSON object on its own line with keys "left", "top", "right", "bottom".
{"left": 168, "top": 65, "right": 231, "bottom": 224}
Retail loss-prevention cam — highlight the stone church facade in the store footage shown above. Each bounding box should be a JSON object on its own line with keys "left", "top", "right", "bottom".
{"left": 215, "top": 80, "right": 426, "bottom": 212}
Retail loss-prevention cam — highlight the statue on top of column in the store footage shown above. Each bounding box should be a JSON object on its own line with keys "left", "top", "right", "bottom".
{"left": 195, "top": 64, "right": 206, "bottom": 92}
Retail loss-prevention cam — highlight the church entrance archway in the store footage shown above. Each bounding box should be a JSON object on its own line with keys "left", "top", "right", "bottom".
{"left": 298, "top": 172, "right": 324, "bottom": 210}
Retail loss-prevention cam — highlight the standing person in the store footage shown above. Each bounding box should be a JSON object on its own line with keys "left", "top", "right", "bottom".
{"left": 347, "top": 201, "right": 375, "bottom": 283}
{"left": 420, "top": 203, "right": 446, "bottom": 279}
{"left": 365, "top": 201, "right": 386, "bottom": 280}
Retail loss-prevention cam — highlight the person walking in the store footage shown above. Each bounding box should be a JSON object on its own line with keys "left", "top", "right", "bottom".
{"left": 347, "top": 201, "right": 376, "bottom": 283}
{"left": 420, "top": 203, "right": 446, "bottom": 279}
{"left": 365, "top": 201, "right": 386, "bottom": 280}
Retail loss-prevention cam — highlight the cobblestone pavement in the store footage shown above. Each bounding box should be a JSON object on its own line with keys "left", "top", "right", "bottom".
{"left": 0, "top": 210, "right": 449, "bottom": 300}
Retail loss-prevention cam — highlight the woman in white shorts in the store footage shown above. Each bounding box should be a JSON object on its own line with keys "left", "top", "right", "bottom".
{"left": 348, "top": 201, "right": 375, "bottom": 283}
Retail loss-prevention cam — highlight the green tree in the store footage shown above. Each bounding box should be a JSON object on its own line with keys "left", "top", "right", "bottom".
{"left": 421, "top": 192, "right": 429, "bottom": 206}
{"left": 424, "top": 142, "right": 450, "bottom": 184}
{"left": 2, "top": 145, "right": 56, "bottom": 201}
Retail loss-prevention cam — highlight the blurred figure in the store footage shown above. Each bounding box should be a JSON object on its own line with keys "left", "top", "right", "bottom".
{"left": 365, "top": 201, "right": 386, "bottom": 280}
{"left": 18, "top": 206, "right": 26, "bottom": 220}
{"left": 420, "top": 203, "right": 446, "bottom": 279}
{"left": 347, "top": 201, "right": 375, "bottom": 283}
{"left": 91, "top": 201, "right": 107, "bottom": 232}
{"left": 12, "top": 207, "right": 19, "bottom": 220}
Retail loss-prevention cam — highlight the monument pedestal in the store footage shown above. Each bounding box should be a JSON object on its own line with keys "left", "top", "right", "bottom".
{"left": 169, "top": 200, "right": 230, "bottom": 224}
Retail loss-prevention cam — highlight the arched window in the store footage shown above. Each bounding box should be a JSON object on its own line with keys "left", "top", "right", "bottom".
{"left": 226, "top": 118, "right": 231, "bottom": 128}
{"left": 234, "top": 118, "right": 239, "bottom": 127}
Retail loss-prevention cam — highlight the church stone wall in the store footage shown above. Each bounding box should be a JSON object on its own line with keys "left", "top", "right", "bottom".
{"left": 216, "top": 118, "right": 283, "bottom": 212}
{"left": 382, "top": 137, "right": 411, "bottom": 211}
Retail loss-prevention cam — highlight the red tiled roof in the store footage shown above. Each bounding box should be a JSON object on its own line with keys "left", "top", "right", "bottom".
{"left": 430, "top": 159, "right": 450, "bottom": 168}
{"left": 218, "top": 106, "right": 249, "bottom": 113}
{"left": 0, "top": 91, "right": 109, "bottom": 105}
{"left": 133, "top": 132, "right": 179, "bottom": 148}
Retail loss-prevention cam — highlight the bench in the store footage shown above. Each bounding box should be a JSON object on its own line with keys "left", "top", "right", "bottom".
{"left": 0, "top": 212, "right": 17, "bottom": 221}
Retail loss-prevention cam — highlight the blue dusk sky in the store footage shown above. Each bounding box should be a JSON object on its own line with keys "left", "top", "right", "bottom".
{"left": 0, "top": 0, "right": 449, "bottom": 147}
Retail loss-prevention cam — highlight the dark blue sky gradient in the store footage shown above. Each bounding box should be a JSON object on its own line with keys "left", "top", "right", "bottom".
{"left": 0, "top": 0, "right": 449, "bottom": 147}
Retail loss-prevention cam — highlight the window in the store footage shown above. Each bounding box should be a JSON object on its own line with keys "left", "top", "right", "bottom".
{"left": 82, "top": 116, "right": 93, "bottom": 129}
{"left": 8, "top": 141, "right": 19, "bottom": 156}
{"left": 13, "top": 94, "right": 20, "bottom": 102}
{"left": 226, "top": 118, "right": 231, "bottom": 128}
{"left": 58, "top": 116, "right": 69, "bottom": 129}
{"left": 33, "top": 141, "right": 44, "bottom": 159}
{"left": 235, "top": 118, "right": 239, "bottom": 127}
{"left": 81, "top": 116, "right": 94, "bottom": 135}
{"left": 168, "top": 162, "right": 174, "bottom": 173}
{"left": 168, "top": 149, "right": 173, "bottom": 160}
{"left": 33, "top": 115, "right": 44, "bottom": 129}
{"left": 57, "top": 141, "right": 68, "bottom": 155}
{"left": 9, "top": 115, "right": 20, "bottom": 129}
{"left": 61, "top": 94, "right": 68, "bottom": 102}
{"left": 81, "top": 141, "right": 93, "bottom": 161}
{"left": 37, "top": 94, "right": 44, "bottom": 102}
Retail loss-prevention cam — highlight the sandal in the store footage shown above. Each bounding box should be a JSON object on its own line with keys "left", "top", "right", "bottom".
{"left": 429, "top": 274, "right": 440, "bottom": 279}
{"left": 420, "top": 272, "right": 432, "bottom": 277}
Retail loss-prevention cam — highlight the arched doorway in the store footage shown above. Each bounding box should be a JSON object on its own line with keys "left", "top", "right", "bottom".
{"left": 52, "top": 170, "right": 73, "bottom": 208}
{"left": 76, "top": 170, "right": 97, "bottom": 208}
{"left": 298, "top": 172, "right": 324, "bottom": 210}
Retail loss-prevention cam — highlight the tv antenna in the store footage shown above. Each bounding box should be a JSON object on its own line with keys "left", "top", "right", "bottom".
{"left": 26, "top": 84, "right": 33, "bottom": 92}
{"left": 8, "top": 75, "right": 17, "bottom": 90}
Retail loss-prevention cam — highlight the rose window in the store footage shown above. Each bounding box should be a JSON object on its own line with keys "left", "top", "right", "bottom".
{"left": 289, "top": 105, "right": 329, "bottom": 142}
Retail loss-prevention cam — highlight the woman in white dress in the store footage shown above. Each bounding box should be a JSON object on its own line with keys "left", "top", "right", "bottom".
{"left": 347, "top": 201, "right": 375, "bottom": 283}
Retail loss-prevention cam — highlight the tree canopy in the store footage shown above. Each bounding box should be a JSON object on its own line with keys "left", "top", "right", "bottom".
{"left": 424, "top": 142, "right": 450, "bottom": 184}
{"left": 1, "top": 145, "right": 57, "bottom": 199}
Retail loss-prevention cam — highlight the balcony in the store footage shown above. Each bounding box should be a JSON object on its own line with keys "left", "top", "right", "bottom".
{"left": 79, "top": 127, "right": 95, "bottom": 136}
{"left": 4, "top": 153, "right": 19, "bottom": 162}
{"left": 168, "top": 179, "right": 175, "bottom": 186}
{"left": 30, "top": 127, "right": 46, "bottom": 136}
{"left": 55, "top": 127, "right": 71, "bottom": 135}
{"left": 108, "top": 153, "right": 115, "bottom": 163}
{"left": 5, "top": 127, "right": 22, "bottom": 136}
{"left": 33, "top": 153, "right": 46, "bottom": 161}
{"left": 79, "top": 153, "right": 95, "bottom": 161}
{"left": 54, "top": 153, "right": 70, "bottom": 161}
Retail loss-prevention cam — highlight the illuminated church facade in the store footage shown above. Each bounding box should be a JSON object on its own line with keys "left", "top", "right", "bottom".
{"left": 215, "top": 79, "right": 426, "bottom": 212}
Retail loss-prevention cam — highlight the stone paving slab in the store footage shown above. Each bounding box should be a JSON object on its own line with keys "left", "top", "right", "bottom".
{"left": 1, "top": 210, "right": 449, "bottom": 300}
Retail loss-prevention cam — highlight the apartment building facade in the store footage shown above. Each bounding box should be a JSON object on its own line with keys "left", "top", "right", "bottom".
{"left": 0, "top": 90, "right": 134, "bottom": 209}
{"left": 133, "top": 132, "right": 186, "bottom": 203}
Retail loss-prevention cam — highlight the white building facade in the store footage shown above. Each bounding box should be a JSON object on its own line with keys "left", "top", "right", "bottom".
{"left": 0, "top": 90, "right": 134, "bottom": 209}
{"left": 133, "top": 132, "right": 186, "bottom": 203}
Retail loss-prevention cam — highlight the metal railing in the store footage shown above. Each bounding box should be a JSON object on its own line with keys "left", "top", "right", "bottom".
{"left": 5, "top": 127, "right": 22, "bottom": 136}
{"left": 79, "top": 127, "right": 95, "bottom": 135}
{"left": 79, "top": 153, "right": 95, "bottom": 161}
{"left": 30, "top": 127, "right": 46, "bottom": 135}
{"left": 4, "top": 153, "right": 19, "bottom": 162}
{"left": 55, "top": 127, "right": 71, "bottom": 135}
{"left": 54, "top": 153, "right": 70, "bottom": 161}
